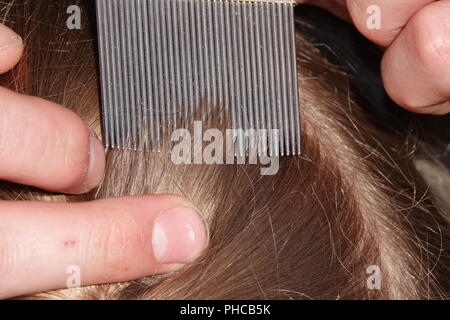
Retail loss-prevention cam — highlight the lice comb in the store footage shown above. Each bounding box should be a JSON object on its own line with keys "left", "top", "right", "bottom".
{"left": 96, "top": 0, "right": 300, "bottom": 156}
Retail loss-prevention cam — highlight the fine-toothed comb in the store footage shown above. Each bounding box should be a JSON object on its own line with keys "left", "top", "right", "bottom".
{"left": 95, "top": 0, "right": 300, "bottom": 156}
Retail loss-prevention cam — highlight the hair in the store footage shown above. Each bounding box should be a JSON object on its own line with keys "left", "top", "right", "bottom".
{"left": 1, "top": 0, "right": 450, "bottom": 300}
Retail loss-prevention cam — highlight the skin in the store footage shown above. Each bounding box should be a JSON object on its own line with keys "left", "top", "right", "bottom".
{"left": 301, "top": 0, "right": 450, "bottom": 115}
{"left": 0, "top": 24, "right": 208, "bottom": 299}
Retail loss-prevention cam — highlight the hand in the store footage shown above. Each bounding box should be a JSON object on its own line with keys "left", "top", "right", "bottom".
{"left": 301, "top": 0, "right": 450, "bottom": 115}
{"left": 0, "top": 24, "right": 208, "bottom": 299}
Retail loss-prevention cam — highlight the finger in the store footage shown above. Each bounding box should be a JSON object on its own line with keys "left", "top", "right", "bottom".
{"left": 0, "top": 86, "right": 105, "bottom": 193}
{"left": 0, "top": 24, "right": 24, "bottom": 74}
{"left": 346, "top": 0, "right": 434, "bottom": 47}
{"left": 381, "top": 1, "right": 450, "bottom": 114}
{"left": 0, "top": 195, "right": 209, "bottom": 299}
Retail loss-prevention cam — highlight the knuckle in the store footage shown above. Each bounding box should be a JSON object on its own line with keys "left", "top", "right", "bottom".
{"left": 409, "top": 4, "right": 450, "bottom": 74}
{"left": 91, "top": 210, "right": 141, "bottom": 281}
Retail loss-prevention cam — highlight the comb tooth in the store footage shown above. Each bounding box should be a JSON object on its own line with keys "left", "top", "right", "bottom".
{"left": 289, "top": 5, "right": 301, "bottom": 155}
{"left": 206, "top": 1, "right": 213, "bottom": 114}
{"left": 142, "top": 0, "right": 154, "bottom": 151}
{"left": 242, "top": 3, "right": 257, "bottom": 152}
{"left": 176, "top": 0, "right": 184, "bottom": 124}
{"left": 202, "top": 1, "right": 211, "bottom": 110}
{"left": 283, "top": 4, "right": 294, "bottom": 155}
{"left": 240, "top": 3, "right": 255, "bottom": 139}
{"left": 248, "top": 3, "right": 259, "bottom": 134}
{"left": 206, "top": 1, "right": 213, "bottom": 109}
{"left": 147, "top": 0, "right": 160, "bottom": 150}
{"left": 111, "top": 0, "right": 124, "bottom": 149}
{"left": 123, "top": 0, "right": 136, "bottom": 150}
{"left": 154, "top": 0, "right": 166, "bottom": 151}
{"left": 114, "top": 0, "right": 123, "bottom": 148}
{"left": 284, "top": 4, "right": 294, "bottom": 155}
{"left": 214, "top": 0, "right": 224, "bottom": 112}
{"left": 105, "top": 0, "right": 117, "bottom": 148}
{"left": 118, "top": 0, "right": 130, "bottom": 149}
{"left": 183, "top": 0, "right": 194, "bottom": 120}
{"left": 230, "top": 3, "right": 239, "bottom": 155}
{"left": 231, "top": 3, "right": 244, "bottom": 155}
{"left": 179, "top": 0, "right": 190, "bottom": 123}
{"left": 180, "top": 1, "right": 189, "bottom": 123}
{"left": 161, "top": 0, "right": 171, "bottom": 148}
{"left": 131, "top": 0, "right": 139, "bottom": 150}
{"left": 287, "top": 4, "right": 299, "bottom": 156}
{"left": 189, "top": 1, "right": 199, "bottom": 114}
{"left": 224, "top": 1, "right": 237, "bottom": 143}
{"left": 96, "top": 0, "right": 110, "bottom": 148}
{"left": 277, "top": 4, "right": 290, "bottom": 156}
{"left": 237, "top": 3, "right": 248, "bottom": 155}
{"left": 270, "top": 3, "right": 285, "bottom": 156}
{"left": 136, "top": 0, "right": 149, "bottom": 151}
{"left": 166, "top": 0, "right": 177, "bottom": 131}
{"left": 254, "top": 3, "right": 267, "bottom": 153}
{"left": 207, "top": 1, "right": 217, "bottom": 111}
{"left": 218, "top": 1, "right": 229, "bottom": 117}
{"left": 104, "top": 0, "right": 117, "bottom": 148}
{"left": 263, "top": 5, "right": 277, "bottom": 156}
{"left": 195, "top": 1, "right": 204, "bottom": 109}
{"left": 285, "top": 3, "right": 300, "bottom": 156}
{"left": 141, "top": 0, "right": 157, "bottom": 151}
{"left": 131, "top": 0, "right": 144, "bottom": 151}
{"left": 259, "top": 3, "right": 270, "bottom": 154}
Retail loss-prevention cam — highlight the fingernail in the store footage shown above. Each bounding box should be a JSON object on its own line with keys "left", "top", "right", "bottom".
{"left": 83, "top": 129, "right": 106, "bottom": 190}
{"left": 0, "top": 24, "right": 23, "bottom": 50}
{"left": 152, "top": 206, "right": 209, "bottom": 264}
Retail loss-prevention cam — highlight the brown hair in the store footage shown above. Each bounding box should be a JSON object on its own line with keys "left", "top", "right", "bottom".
{"left": 1, "top": 0, "right": 450, "bottom": 299}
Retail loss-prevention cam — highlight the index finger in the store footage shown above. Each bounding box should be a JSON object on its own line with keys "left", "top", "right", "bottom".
{"left": 346, "top": 0, "right": 434, "bottom": 46}
{"left": 0, "top": 195, "right": 208, "bottom": 299}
